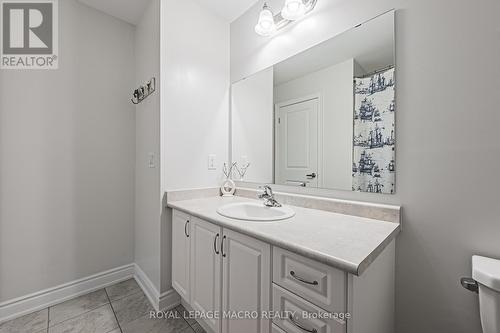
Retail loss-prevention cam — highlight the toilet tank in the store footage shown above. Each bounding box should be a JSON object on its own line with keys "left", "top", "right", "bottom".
{"left": 473, "top": 255, "right": 500, "bottom": 333}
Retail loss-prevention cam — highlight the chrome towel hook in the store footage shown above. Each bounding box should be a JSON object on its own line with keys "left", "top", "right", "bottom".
{"left": 131, "top": 77, "right": 155, "bottom": 104}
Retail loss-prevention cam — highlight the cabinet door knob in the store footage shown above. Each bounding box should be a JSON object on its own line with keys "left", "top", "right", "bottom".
{"left": 306, "top": 173, "right": 317, "bottom": 179}
{"left": 214, "top": 233, "right": 220, "bottom": 254}
{"left": 221, "top": 235, "right": 227, "bottom": 258}
{"left": 184, "top": 220, "right": 190, "bottom": 238}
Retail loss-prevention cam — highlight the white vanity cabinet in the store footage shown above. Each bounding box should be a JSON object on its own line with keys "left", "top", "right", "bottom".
{"left": 270, "top": 243, "right": 396, "bottom": 333}
{"left": 172, "top": 210, "right": 191, "bottom": 301}
{"left": 172, "top": 210, "right": 271, "bottom": 333}
{"left": 171, "top": 208, "right": 395, "bottom": 333}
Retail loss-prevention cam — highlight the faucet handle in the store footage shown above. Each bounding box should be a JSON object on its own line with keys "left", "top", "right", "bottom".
{"left": 259, "top": 184, "right": 273, "bottom": 195}
{"left": 258, "top": 185, "right": 274, "bottom": 200}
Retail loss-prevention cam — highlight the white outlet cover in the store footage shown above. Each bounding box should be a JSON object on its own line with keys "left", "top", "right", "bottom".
{"left": 208, "top": 154, "right": 216, "bottom": 170}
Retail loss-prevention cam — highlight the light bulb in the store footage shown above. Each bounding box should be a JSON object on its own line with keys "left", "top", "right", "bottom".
{"left": 255, "top": 3, "right": 276, "bottom": 36}
{"left": 281, "top": 0, "right": 306, "bottom": 21}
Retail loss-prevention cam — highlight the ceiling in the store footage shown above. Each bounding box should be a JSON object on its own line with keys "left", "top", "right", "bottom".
{"left": 77, "top": 0, "right": 150, "bottom": 25}
{"left": 194, "top": 0, "right": 258, "bottom": 22}
{"left": 274, "top": 12, "right": 394, "bottom": 85}
{"left": 78, "top": 0, "right": 258, "bottom": 25}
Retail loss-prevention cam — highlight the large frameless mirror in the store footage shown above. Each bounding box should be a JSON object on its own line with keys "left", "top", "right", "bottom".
{"left": 231, "top": 11, "right": 395, "bottom": 194}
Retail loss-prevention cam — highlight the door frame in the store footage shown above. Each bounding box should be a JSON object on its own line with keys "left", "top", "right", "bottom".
{"left": 274, "top": 93, "right": 323, "bottom": 188}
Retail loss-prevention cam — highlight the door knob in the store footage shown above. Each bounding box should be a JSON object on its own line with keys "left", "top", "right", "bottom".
{"left": 306, "top": 173, "right": 317, "bottom": 179}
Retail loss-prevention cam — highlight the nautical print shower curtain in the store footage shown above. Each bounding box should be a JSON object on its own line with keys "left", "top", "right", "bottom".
{"left": 352, "top": 67, "right": 395, "bottom": 194}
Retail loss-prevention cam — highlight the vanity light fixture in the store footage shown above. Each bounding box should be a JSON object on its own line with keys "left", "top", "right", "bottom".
{"left": 254, "top": 0, "right": 317, "bottom": 37}
{"left": 254, "top": 3, "right": 277, "bottom": 36}
{"left": 281, "top": 0, "right": 306, "bottom": 20}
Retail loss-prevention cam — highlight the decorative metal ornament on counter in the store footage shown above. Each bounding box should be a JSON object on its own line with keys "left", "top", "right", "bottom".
{"left": 131, "top": 77, "right": 155, "bottom": 104}
{"left": 220, "top": 179, "right": 236, "bottom": 197}
{"left": 223, "top": 162, "right": 251, "bottom": 181}
{"left": 220, "top": 162, "right": 252, "bottom": 197}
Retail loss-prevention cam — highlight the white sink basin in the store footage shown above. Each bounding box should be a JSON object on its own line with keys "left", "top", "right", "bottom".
{"left": 216, "top": 202, "right": 295, "bottom": 221}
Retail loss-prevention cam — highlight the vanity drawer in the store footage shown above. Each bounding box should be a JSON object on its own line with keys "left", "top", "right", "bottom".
{"left": 273, "top": 247, "right": 346, "bottom": 313}
{"left": 273, "top": 284, "right": 346, "bottom": 333}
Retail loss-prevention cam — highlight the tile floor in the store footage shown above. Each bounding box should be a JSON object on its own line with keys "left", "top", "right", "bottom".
{"left": 0, "top": 279, "right": 205, "bottom": 333}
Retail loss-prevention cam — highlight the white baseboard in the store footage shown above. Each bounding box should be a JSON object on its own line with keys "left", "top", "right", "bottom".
{"left": 133, "top": 263, "right": 180, "bottom": 311}
{"left": 133, "top": 263, "right": 160, "bottom": 310}
{"left": 159, "top": 289, "right": 180, "bottom": 311}
{"left": 0, "top": 263, "right": 180, "bottom": 324}
{"left": 0, "top": 264, "right": 135, "bottom": 324}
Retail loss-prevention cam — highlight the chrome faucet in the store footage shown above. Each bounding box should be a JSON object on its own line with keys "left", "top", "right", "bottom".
{"left": 258, "top": 185, "right": 282, "bottom": 207}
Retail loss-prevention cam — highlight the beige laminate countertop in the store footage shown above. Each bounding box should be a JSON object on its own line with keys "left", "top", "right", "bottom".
{"left": 167, "top": 196, "right": 400, "bottom": 276}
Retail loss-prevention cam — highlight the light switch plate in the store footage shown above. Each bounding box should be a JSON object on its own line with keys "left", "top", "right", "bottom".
{"left": 208, "top": 154, "right": 216, "bottom": 170}
{"left": 148, "top": 153, "right": 155, "bottom": 168}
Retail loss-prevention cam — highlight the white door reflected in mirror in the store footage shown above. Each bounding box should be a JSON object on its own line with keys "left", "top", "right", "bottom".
{"left": 275, "top": 98, "right": 318, "bottom": 188}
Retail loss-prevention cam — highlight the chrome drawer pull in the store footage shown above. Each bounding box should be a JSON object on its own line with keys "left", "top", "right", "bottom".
{"left": 184, "top": 220, "right": 190, "bottom": 237}
{"left": 214, "top": 233, "right": 220, "bottom": 254}
{"left": 288, "top": 314, "right": 317, "bottom": 333}
{"left": 221, "top": 235, "right": 227, "bottom": 258}
{"left": 290, "top": 271, "right": 318, "bottom": 285}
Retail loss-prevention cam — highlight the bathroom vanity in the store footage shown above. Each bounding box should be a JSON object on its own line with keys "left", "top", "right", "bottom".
{"left": 168, "top": 194, "right": 400, "bottom": 333}
{"left": 168, "top": 10, "right": 400, "bottom": 333}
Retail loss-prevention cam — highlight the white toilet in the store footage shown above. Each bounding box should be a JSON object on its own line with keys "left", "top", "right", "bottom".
{"left": 472, "top": 255, "right": 500, "bottom": 333}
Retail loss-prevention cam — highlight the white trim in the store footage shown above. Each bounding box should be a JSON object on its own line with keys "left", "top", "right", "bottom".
{"left": 132, "top": 264, "right": 180, "bottom": 311}
{"left": 159, "top": 289, "right": 180, "bottom": 311}
{"left": 0, "top": 263, "right": 181, "bottom": 324}
{"left": 0, "top": 264, "right": 135, "bottom": 324}
{"left": 133, "top": 263, "right": 161, "bottom": 310}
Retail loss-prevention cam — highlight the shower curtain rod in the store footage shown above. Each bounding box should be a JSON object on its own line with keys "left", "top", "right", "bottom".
{"left": 357, "top": 65, "right": 394, "bottom": 78}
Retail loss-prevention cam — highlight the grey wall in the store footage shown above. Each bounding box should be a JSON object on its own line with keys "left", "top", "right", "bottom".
{"left": 159, "top": 0, "right": 230, "bottom": 295}
{"left": 134, "top": 0, "right": 161, "bottom": 293}
{"left": 0, "top": 0, "right": 135, "bottom": 301}
{"left": 161, "top": 0, "right": 230, "bottom": 192}
{"left": 230, "top": 0, "right": 500, "bottom": 332}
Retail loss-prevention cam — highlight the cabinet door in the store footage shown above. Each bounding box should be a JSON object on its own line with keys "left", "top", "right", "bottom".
{"left": 172, "top": 210, "right": 191, "bottom": 301}
{"left": 190, "top": 217, "right": 222, "bottom": 333}
{"left": 222, "top": 229, "right": 271, "bottom": 333}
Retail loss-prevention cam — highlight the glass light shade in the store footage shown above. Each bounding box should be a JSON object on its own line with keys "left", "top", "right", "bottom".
{"left": 281, "top": 0, "right": 306, "bottom": 20}
{"left": 255, "top": 5, "right": 276, "bottom": 36}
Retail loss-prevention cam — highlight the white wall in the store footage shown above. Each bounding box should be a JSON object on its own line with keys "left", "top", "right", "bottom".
{"left": 161, "top": 0, "right": 230, "bottom": 192}
{"left": 0, "top": 0, "right": 135, "bottom": 302}
{"left": 232, "top": 67, "right": 274, "bottom": 183}
{"left": 134, "top": 0, "right": 161, "bottom": 292}
{"left": 159, "top": 0, "right": 230, "bottom": 294}
{"left": 275, "top": 59, "right": 354, "bottom": 190}
{"left": 231, "top": 0, "right": 500, "bottom": 332}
